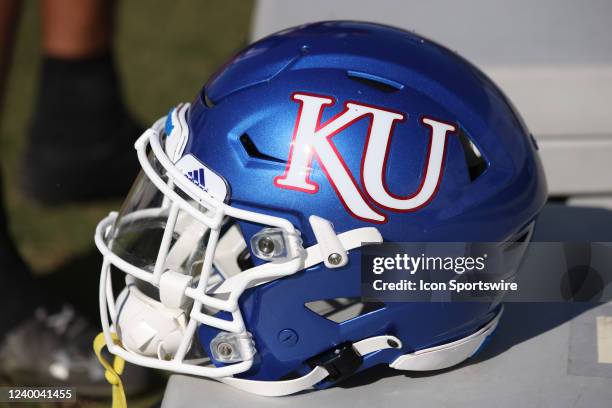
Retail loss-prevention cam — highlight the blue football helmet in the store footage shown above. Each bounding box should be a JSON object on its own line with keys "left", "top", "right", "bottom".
{"left": 95, "top": 21, "right": 547, "bottom": 396}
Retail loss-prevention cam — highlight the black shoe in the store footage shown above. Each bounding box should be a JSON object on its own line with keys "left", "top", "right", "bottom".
{"left": 21, "top": 52, "right": 143, "bottom": 205}
{"left": 0, "top": 304, "right": 155, "bottom": 398}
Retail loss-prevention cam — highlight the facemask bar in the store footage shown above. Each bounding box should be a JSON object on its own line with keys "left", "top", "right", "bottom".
{"left": 95, "top": 116, "right": 307, "bottom": 379}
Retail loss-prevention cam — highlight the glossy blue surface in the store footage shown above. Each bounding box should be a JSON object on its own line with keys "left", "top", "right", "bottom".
{"left": 188, "top": 22, "right": 547, "bottom": 384}
{"left": 165, "top": 108, "right": 175, "bottom": 136}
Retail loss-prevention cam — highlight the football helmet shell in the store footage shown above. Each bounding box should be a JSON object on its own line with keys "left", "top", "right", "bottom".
{"left": 95, "top": 21, "right": 546, "bottom": 396}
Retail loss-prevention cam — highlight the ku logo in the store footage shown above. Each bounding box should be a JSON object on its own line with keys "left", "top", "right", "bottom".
{"left": 274, "top": 92, "right": 457, "bottom": 223}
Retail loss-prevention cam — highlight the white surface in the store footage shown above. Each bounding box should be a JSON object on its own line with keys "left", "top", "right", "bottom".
{"left": 539, "top": 134, "right": 612, "bottom": 195}
{"left": 597, "top": 316, "right": 612, "bottom": 364}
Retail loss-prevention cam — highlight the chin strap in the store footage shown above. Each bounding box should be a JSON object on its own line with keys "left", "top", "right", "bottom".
{"left": 94, "top": 332, "right": 128, "bottom": 408}
{"left": 220, "top": 335, "right": 401, "bottom": 396}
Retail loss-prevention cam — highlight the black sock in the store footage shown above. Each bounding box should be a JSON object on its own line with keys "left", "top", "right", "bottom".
{"left": 29, "top": 51, "right": 132, "bottom": 147}
{"left": 23, "top": 51, "right": 142, "bottom": 203}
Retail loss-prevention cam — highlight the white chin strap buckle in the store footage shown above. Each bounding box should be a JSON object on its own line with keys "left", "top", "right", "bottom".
{"left": 115, "top": 284, "right": 189, "bottom": 360}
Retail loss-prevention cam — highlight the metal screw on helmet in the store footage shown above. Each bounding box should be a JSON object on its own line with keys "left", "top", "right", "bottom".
{"left": 257, "top": 237, "right": 275, "bottom": 255}
{"left": 387, "top": 339, "right": 400, "bottom": 348}
{"left": 328, "top": 253, "right": 343, "bottom": 265}
{"left": 217, "top": 342, "right": 234, "bottom": 358}
{"left": 210, "top": 332, "right": 256, "bottom": 363}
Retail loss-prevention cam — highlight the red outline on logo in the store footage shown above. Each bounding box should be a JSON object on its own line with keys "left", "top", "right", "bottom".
{"left": 274, "top": 92, "right": 388, "bottom": 223}
{"left": 274, "top": 92, "right": 457, "bottom": 224}
{"left": 360, "top": 115, "right": 457, "bottom": 213}
{"left": 273, "top": 92, "right": 332, "bottom": 194}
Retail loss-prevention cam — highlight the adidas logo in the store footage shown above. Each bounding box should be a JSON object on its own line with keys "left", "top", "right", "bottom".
{"left": 176, "top": 155, "right": 227, "bottom": 201}
{"left": 185, "top": 168, "right": 208, "bottom": 192}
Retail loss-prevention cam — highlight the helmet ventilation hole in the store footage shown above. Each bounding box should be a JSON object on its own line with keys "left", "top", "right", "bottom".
{"left": 203, "top": 93, "right": 216, "bottom": 108}
{"left": 458, "top": 129, "right": 487, "bottom": 181}
{"left": 305, "top": 297, "right": 384, "bottom": 323}
{"left": 239, "top": 133, "right": 285, "bottom": 163}
{"left": 347, "top": 70, "right": 404, "bottom": 93}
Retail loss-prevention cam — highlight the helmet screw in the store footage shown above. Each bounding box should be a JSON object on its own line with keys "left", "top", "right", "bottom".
{"left": 257, "top": 237, "right": 275, "bottom": 255}
{"left": 217, "top": 342, "right": 234, "bottom": 358}
{"left": 328, "top": 253, "right": 343, "bottom": 265}
{"left": 278, "top": 329, "right": 299, "bottom": 347}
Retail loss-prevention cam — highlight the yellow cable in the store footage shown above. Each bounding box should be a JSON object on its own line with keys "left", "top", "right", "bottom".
{"left": 94, "top": 332, "right": 128, "bottom": 408}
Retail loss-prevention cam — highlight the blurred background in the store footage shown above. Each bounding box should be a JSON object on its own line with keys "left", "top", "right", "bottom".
{"left": 1, "top": 0, "right": 253, "bottom": 275}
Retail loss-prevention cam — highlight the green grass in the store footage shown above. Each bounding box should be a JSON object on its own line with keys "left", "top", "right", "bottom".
{"left": 0, "top": 0, "right": 253, "bottom": 406}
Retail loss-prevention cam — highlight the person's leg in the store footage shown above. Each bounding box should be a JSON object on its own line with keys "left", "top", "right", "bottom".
{"left": 24, "top": 0, "right": 142, "bottom": 204}
{"left": 0, "top": 0, "right": 22, "bottom": 115}
{"left": 0, "top": 1, "right": 153, "bottom": 394}
{"left": 42, "top": 0, "right": 115, "bottom": 59}
{"left": 0, "top": 178, "right": 44, "bottom": 335}
{"left": 0, "top": 0, "right": 43, "bottom": 335}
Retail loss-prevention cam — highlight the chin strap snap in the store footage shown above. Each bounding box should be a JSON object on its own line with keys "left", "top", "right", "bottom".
{"left": 220, "top": 335, "right": 401, "bottom": 396}
{"left": 94, "top": 332, "right": 128, "bottom": 408}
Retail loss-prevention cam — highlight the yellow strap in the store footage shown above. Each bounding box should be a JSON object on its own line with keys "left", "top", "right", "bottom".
{"left": 94, "top": 332, "right": 128, "bottom": 408}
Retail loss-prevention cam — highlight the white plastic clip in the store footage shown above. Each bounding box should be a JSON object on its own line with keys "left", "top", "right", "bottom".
{"left": 164, "top": 103, "right": 190, "bottom": 163}
{"left": 309, "top": 215, "right": 348, "bottom": 268}
{"left": 160, "top": 270, "right": 193, "bottom": 309}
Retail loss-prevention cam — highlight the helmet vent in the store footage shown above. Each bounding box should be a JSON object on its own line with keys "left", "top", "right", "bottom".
{"left": 458, "top": 129, "right": 487, "bottom": 181}
{"left": 503, "top": 222, "right": 535, "bottom": 252}
{"left": 305, "top": 297, "right": 384, "bottom": 323}
{"left": 236, "top": 247, "right": 254, "bottom": 271}
{"left": 239, "top": 133, "right": 285, "bottom": 163}
{"left": 203, "top": 92, "right": 216, "bottom": 108}
{"left": 347, "top": 70, "right": 403, "bottom": 93}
